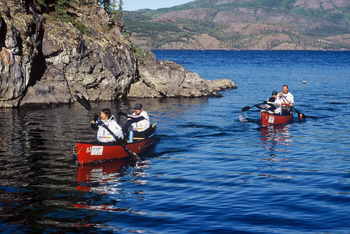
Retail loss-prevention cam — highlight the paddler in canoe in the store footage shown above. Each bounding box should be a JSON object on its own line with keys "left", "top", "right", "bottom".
{"left": 261, "top": 90, "right": 281, "bottom": 115}
{"left": 118, "top": 103, "right": 152, "bottom": 142}
{"left": 277, "top": 84, "right": 294, "bottom": 116}
{"left": 91, "top": 108, "right": 124, "bottom": 142}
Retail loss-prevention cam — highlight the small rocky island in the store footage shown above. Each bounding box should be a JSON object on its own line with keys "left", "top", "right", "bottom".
{"left": 0, "top": 1, "right": 236, "bottom": 108}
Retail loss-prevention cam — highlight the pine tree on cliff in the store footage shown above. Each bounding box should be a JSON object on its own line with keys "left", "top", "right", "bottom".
{"left": 32, "top": 0, "right": 124, "bottom": 33}
{"left": 34, "top": 0, "right": 122, "bottom": 13}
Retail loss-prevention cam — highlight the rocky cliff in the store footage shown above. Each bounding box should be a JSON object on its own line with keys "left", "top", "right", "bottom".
{"left": 0, "top": 1, "right": 236, "bottom": 108}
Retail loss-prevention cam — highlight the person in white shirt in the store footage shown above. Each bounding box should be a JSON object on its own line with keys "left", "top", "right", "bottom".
{"left": 118, "top": 103, "right": 151, "bottom": 139}
{"left": 277, "top": 85, "right": 294, "bottom": 115}
{"left": 91, "top": 108, "right": 123, "bottom": 142}
{"left": 263, "top": 91, "right": 281, "bottom": 114}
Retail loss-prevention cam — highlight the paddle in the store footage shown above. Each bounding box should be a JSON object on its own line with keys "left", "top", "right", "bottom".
{"left": 241, "top": 103, "right": 264, "bottom": 112}
{"left": 73, "top": 90, "right": 140, "bottom": 161}
{"left": 116, "top": 101, "right": 121, "bottom": 124}
{"left": 292, "top": 106, "right": 306, "bottom": 120}
{"left": 117, "top": 114, "right": 121, "bottom": 124}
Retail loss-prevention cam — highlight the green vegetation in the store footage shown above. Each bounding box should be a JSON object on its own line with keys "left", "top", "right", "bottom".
{"left": 132, "top": 45, "right": 151, "bottom": 64}
{"left": 35, "top": 0, "right": 88, "bottom": 33}
{"left": 34, "top": 0, "right": 124, "bottom": 33}
{"left": 98, "top": 0, "right": 117, "bottom": 12}
{"left": 109, "top": 0, "right": 124, "bottom": 22}
{"left": 125, "top": 13, "right": 230, "bottom": 48}
{"left": 304, "top": 25, "right": 350, "bottom": 37}
{"left": 126, "top": 19, "right": 182, "bottom": 33}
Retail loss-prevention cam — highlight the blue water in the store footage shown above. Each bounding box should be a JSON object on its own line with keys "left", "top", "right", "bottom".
{"left": 1, "top": 51, "right": 350, "bottom": 233}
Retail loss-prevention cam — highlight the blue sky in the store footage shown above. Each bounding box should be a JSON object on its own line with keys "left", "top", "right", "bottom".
{"left": 123, "top": 0, "right": 194, "bottom": 11}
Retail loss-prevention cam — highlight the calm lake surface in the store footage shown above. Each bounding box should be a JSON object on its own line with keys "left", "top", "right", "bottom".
{"left": 1, "top": 50, "right": 350, "bottom": 233}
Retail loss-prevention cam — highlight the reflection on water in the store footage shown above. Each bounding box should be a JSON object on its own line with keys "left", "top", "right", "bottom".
{"left": 260, "top": 124, "right": 293, "bottom": 144}
{"left": 76, "top": 159, "right": 133, "bottom": 194}
{"left": 260, "top": 124, "right": 294, "bottom": 167}
{"left": 73, "top": 159, "right": 152, "bottom": 233}
{"left": 74, "top": 159, "right": 132, "bottom": 213}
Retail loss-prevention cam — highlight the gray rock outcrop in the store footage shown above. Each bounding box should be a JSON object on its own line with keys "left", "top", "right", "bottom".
{"left": 128, "top": 59, "right": 236, "bottom": 98}
{"left": 0, "top": 1, "right": 236, "bottom": 108}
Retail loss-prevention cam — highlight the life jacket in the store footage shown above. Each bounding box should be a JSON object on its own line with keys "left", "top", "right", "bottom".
{"left": 97, "top": 115, "right": 123, "bottom": 142}
{"left": 131, "top": 111, "right": 150, "bottom": 132}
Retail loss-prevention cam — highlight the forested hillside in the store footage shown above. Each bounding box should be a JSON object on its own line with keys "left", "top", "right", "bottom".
{"left": 124, "top": 0, "right": 350, "bottom": 50}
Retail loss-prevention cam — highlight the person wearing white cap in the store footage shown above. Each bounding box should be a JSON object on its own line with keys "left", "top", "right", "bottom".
{"left": 118, "top": 103, "right": 151, "bottom": 139}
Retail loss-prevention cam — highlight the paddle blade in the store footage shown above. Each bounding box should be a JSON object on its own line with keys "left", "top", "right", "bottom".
{"left": 241, "top": 106, "right": 250, "bottom": 112}
{"left": 292, "top": 106, "right": 306, "bottom": 120}
{"left": 125, "top": 147, "right": 140, "bottom": 161}
{"left": 299, "top": 113, "right": 306, "bottom": 120}
{"left": 74, "top": 90, "right": 92, "bottom": 112}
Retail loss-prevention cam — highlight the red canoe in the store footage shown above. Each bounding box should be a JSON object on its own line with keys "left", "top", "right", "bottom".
{"left": 260, "top": 111, "right": 293, "bottom": 126}
{"left": 73, "top": 124, "right": 157, "bottom": 164}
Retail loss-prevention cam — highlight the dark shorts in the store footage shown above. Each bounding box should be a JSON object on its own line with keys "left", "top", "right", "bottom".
{"left": 133, "top": 127, "right": 153, "bottom": 139}
{"left": 281, "top": 105, "right": 292, "bottom": 116}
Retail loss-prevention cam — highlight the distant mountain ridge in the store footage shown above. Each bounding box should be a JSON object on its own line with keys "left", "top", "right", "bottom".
{"left": 124, "top": 0, "right": 350, "bottom": 50}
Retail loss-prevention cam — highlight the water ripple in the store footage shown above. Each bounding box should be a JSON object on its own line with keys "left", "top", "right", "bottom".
{"left": 1, "top": 51, "right": 350, "bottom": 233}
